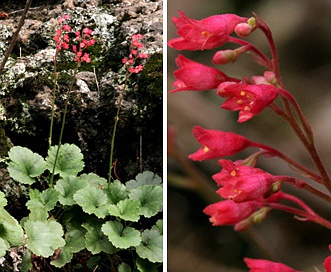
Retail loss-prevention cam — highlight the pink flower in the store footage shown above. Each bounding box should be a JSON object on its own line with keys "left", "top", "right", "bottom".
{"left": 129, "top": 64, "right": 144, "bottom": 73}
{"left": 203, "top": 200, "right": 260, "bottom": 226}
{"left": 324, "top": 245, "right": 331, "bottom": 272}
{"left": 188, "top": 126, "right": 252, "bottom": 161}
{"left": 168, "top": 10, "right": 248, "bottom": 50}
{"left": 62, "top": 24, "right": 71, "bottom": 32}
{"left": 138, "top": 53, "right": 149, "bottom": 59}
{"left": 213, "top": 160, "right": 276, "bottom": 202}
{"left": 171, "top": 54, "right": 236, "bottom": 93}
{"left": 244, "top": 258, "right": 302, "bottom": 272}
{"left": 217, "top": 83, "right": 280, "bottom": 122}
{"left": 81, "top": 53, "right": 91, "bottom": 63}
{"left": 82, "top": 27, "right": 93, "bottom": 36}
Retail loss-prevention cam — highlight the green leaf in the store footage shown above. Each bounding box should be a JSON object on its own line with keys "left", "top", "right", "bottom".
{"left": 136, "top": 229, "right": 162, "bottom": 263}
{"left": 83, "top": 220, "right": 116, "bottom": 254}
{"left": 73, "top": 186, "right": 108, "bottom": 218}
{"left": 118, "top": 262, "right": 132, "bottom": 272}
{"left": 86, "top": 256, "right": 102, "bottom": 270}
{"left": 7, "top": 146, "right": 46, "bottom": 185}
{"left": 26, "top": 188, "right": 60, "bottom": 212}
{"left": 50, "top": 247, "right": 73, "bottom": 268}
{"left": 126, "top": 171, "right": 162, "bottom": 190}
{"left": 101, "top": 221, "right": 141, "bottom": 249}
{"left": 152, "top": 220, "right": 163, "bottom": 235}
{"left": 25, "top": 220, "right": 65, "bottom": 257}
{"left": 136, "top": 257, "right": 158, "bottom": 272}
{"left": 0, "top": 208, "right": 24, "bottom": 246}
{"left": 0, "top": 237, "right": 10, "bottom": 257}
{"left": 0, "top": 191, "right": 7, "bottom": 207}
{"left": 26, "top": 208, "right": 49, "bottom": 222}
{"left": 129, "top": 185, "right": 162, "bottom": 218}
{"left": 51, "top": 227, "right": 85, "bottom": 268}
{"left": 55, "top": 176, "right": 87, "bottom": 206}
{"left": 105, "top": 180, "right": 128, "bottom": 204}
{"left": 107, "top": 199, "right": 141, "bottom": 222}
{"left": 19, "top": 249, "right": 32, "bottom": 272}
{"left": 79, "top": 173, "right": 107, "bottom": 189}
{"left": 46, "top": 144, "right": 84, "bottom": 178}
{"left": 65, "top": 227, "right": 86, "bottom": 253}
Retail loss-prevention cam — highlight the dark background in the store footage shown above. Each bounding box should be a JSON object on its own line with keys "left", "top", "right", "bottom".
{"left": 168, "top": 0, "right": 331, "bottom": 271}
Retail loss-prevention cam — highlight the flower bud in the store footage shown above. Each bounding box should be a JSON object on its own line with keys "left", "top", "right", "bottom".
{"left": 252, "top": 75, "right": 269, "bottom": 85}
{"left": 235, "top": 17, "right": 256, "bottom": 37}
{"left": 264, "top": 71, "right": 278, "bottom": 85}
{"left": 212, "top": 49, "right": 238, "bottom": 65}
{"left": 235, "top": 23, "right": 253, "bottom": 37}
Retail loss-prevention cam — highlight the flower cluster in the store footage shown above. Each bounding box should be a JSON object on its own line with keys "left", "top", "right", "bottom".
{"left": 54, "top": 14, "right": 95, "bottom": 63}
{"left": 169, "top": 10, "right": 331, "bottom": 271}
{"left": 122, "top": 34, "right": 149, "bottom": 74}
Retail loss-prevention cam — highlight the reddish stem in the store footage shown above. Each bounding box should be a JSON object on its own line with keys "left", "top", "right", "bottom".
{"left": 250, "top": 141, "right": 322, "bottom": 183}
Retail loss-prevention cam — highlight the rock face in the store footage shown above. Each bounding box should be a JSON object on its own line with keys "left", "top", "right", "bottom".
{"left": 0, "top": 0, "right": 163, "bottom": 179}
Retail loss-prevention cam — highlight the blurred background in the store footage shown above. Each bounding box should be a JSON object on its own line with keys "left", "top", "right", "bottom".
{"left": 167, "top": 0, "right": 331, "bottom": 271}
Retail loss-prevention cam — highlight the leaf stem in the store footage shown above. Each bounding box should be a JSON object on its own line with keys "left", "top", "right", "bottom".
{"left": 50, "top": 63, "right": 80, "bottom": 186}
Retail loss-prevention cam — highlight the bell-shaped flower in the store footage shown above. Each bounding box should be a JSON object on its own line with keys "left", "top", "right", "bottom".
{"left": 203, "top": 199, "right": 260, "bottom": 226}
{"left": 324, "top": 246, "right": 331, "bottom": 272}
{"left": 171, "top": 54, "right": 236, "bottom": 93}
{"left": 168, "top": 10, "right": 248, "bottom": 51}
{"left": 188, "top": 126, "right": 252, "bottom": 161}
{"left": 244, "top": 258, "right": 302, "bottom": 272}
{"left": 213, "top": 160, "right": 277, "bottom": 202}
{"left": 217, "top": 82, "right": 280, "bottom": 122}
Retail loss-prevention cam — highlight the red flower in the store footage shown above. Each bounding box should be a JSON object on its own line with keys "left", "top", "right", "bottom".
{"left": 188, "top": 126, "right": 252, "bottom": 161}
{"left": 203, "top": 200, "right": 260, "bottom": 226}
{"left": 213, "top": 159, "right": 276, "bottom": 202}
{"left": 168, "top": 10, "right": 247, "bottom": 50}
{"left": 244, "top": 258, "right": 302, "bottom": 272}
{"left": 217, "top": 83, "right": 280, "bottom": 122}
{"left": 324, "top": 245, "right": 331, "bottom": 272}
{"left": 171, "top": 54, "right": 236, "bottom": 93}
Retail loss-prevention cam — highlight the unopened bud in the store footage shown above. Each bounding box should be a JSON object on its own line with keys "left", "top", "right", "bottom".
{"left": 235, "top": 23, "right": 253, "bottom": 37}
{"left": 264, "top": 71, "right": 278, "bottom": 85}
{"left": 235, "top": 17, "right": 256, "bottom": 37}
{"left": 252, "top": 76, "right": 269, "bottom": 85}
{"left": 212, "top": 49, "right": 237, "bottom": 65}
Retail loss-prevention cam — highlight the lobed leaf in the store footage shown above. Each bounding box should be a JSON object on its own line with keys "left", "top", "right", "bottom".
{"left": 25, "top": 219, "right": 65, "bottom": 257}
{"left": 136, "top": 257, "right": 159, "bottom": 272}
{"left": 118, "top": 262, "right": 132, "bottom": 272}
{"left": 105, "top": 180, "right": 128, "bottom": 204}
{"left": 73, "top": 186, "right": 109, "bottom": 218}
{"left": 83, "top": 220, "right": 116, "bottom": 254}
{"left": 126, "top": 171, "right": 162, "bottom": 190}
{"left": 101, "top": 220, "right": 141, "bottom": 249}
{"left": 0, "top": 237, "right": 9, "bottom": 257}
{"left": 50, "top": 247, "right": 73, "bottom": 268}
{"left": 152, "top": 219, "right": 163, "bottom": 235}
{"left": 26, "top": 188, "right": 60, "bottom": 212}
{"left": 55, "top": 176, "right": 87, "bottom": 206}
{"left": 129, "top": 185, "right": 163, "bottom": 218}
{"left": 135, "top": 229, "right": 162, "bottom": 263}
{"left": 0, "top": 191, "right": 7, "bottom": 207}
{"left": 7, "top": 146, "right": 46, "bottom": 185}
{"left": 79, "top": 173, "right": 107, "bottom": 189}
{"left": 107, "top": 199, "right": 141, "bottom": 222}
{"left": 0, "top": 207, "right": 24, "bottom": 246}
{"left": 46, "top": 144, "right": 84, "bottom": 178}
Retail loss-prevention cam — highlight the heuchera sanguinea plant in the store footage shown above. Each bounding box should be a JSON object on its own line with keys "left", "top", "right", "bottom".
{"left": 169, "top": 10, "right": 331, "bottom": 271}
